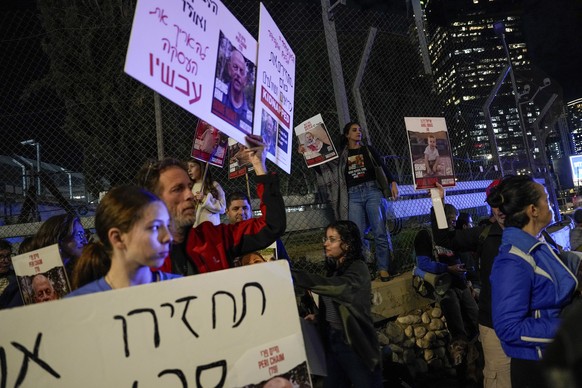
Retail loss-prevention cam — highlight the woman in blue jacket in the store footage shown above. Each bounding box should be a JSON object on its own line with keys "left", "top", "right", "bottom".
{"left": 489, "top": 175, "right": 577, "bottom": 388}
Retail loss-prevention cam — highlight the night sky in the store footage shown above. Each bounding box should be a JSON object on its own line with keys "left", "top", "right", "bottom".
{"left": 1, "top": 0, "right": 581, "bottom": 167}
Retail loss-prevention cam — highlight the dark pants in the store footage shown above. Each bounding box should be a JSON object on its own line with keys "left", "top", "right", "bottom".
{"left": 323, "top": 329, "right": 383, "bottom": 388}
{"left": 439, "top": 286, "right": 479, "bottom": 341}
{"left": 511, "top": 358, "right": 547, "bottom": 388}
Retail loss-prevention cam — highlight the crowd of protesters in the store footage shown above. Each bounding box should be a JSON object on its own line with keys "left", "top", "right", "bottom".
{"left": 2, "top": 125, "right": 582, "bottom": 388}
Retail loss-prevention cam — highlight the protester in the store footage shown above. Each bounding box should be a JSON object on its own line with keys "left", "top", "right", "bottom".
{"left": 432, "top": 180, "right": 507, "bottom": 388}
{"left": 334, "top": 121, "right": 398, "bottom": 281}
{"left": 291, "top": 220, "right": 382, "bottom": 387}
{"left": 489, "top": 175, "right": 577, "bottom": 388}
{"left": 0, "top": 239, "right": 23, "bottom": 309}
{"left": 187, "top": 159, "right": 226, "bottom": 227}
{"left": 135, "top": 134, "right": 286, "bottom": 275}
{"left": 225, "top": 191, "right": 289, "bottom": 263}
{"left": 31, "top": 213, "right": 88, "bottom": 275}
{"left": 68, "top": 185, "right": 178, "bottom": 296}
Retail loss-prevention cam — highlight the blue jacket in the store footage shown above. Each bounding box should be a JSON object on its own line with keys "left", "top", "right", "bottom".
{"left": 491, "top": 227, "right": 578, "bottom": 360}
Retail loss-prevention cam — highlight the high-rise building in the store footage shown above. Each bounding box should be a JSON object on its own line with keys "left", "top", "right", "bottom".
{"left": 420, "top": 0, "right": 563, "bottom": 174}
{"left": 568, "top": 98, "right": 582, "bottom": 154}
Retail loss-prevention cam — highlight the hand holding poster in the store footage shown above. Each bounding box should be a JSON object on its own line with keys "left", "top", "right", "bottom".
{"left": 11, "top": 244, "right": 69, "bottom": 305}
{"left": 405, "top": 117, "right": 456, "bottom": 190}
{"left": 228, "top": 137, "right": 254, "bottom": 179}
{"left": 0, "top": 261, "right": 312, "bottom": 387}
{"left": 253, "top": 4, "right": 296, "bottom": 173}
{"left": 294, "top": 114, "right": 338, "bottom": 168}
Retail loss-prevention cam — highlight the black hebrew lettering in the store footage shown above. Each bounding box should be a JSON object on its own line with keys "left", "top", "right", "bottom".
{"left": 196, "top": 360, "right": 227, "bottom": 388}
{"left": 160, "top": 302, "right": 175, "bottom": 317}
{"left": 233, "top": 282, "right": 266, "bottom": 328}
{"left": 175, "top": 296, "right": 199, "bottom": 338}
{"left": 1, "top": 346, "right": 6, "bottom": 388}
{"left": 212, "top": 291, "right": 236, "bottom": 329}
{"left": 158, "top": 369, "right": 188, "bottom": 388}
{"left": 212, "top": 282, "right": 267, "bottom": 329}
{"left": 127, "top": 308, "right": 161, "bottom": 349}
{"left": 11, "top": 333, "right": 60, "bottom": 387}
{"left": 113, "top": 315, "right": 130, "bottom": 357}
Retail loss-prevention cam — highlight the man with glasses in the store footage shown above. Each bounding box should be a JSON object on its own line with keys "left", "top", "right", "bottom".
{"left": 136, "top": 135, "right": 286, "bottom": 275}
{"left": 0, "top": 239, "right": 22, "bottom": 309}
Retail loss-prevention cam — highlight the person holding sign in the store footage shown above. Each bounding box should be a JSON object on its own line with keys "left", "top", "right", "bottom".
{"left": 68, "top": 185, "right": 179, "bottom": 296}
{"left": 186, "top": 159, "right": 226, "bottom": 227}
{"left": 291, "top": 221, "right": 382, "bottom": 387}
{"left": 335, "top": 121, "right": 398, "bottom": 282}
{"left": 136, "top": 135, "right": 286, "bottom": 276}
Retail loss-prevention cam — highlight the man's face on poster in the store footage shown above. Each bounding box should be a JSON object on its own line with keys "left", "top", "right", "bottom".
{"left": 32, "top": 275, "right": 57, "bottom": 303}
{"left": 228, "top": 50, "right": 247, "bottom": 94}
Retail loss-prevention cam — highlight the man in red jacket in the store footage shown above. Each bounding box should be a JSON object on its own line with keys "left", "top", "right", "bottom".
{"left": 135, "top": 135, "right": 286, "bottom": 275}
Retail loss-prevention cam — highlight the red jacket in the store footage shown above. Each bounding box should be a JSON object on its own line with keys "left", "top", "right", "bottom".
{"left": 159, "top": 173, "right": 286, "bottom": 274}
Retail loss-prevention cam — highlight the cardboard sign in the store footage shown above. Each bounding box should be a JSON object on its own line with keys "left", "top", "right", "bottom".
{"left": 11, "top": 244, "right": 69, "bottom": 305}
{"left": 125, "top": 0, "right": 257, "bottom": 146}
{"left": 191, "top": 119, "right": 228, "bottom": 167}
{"left": 0, "top": 261, "right": 311, "bottom": 387}
{"left": 294, "top": 114, "right": 338, "bottom": 168}
{"left": 252, "top": 4, "right": 296, "bottom": 173}
{"left": 405, "top": 117, "right": 456, "bottom": 190}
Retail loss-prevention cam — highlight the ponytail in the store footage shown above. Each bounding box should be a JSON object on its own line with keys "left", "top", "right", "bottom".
{"left": 70, "top": 241, "right": 111, "bottom": 290}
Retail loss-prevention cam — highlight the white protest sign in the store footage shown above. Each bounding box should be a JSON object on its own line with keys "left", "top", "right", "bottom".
{"left": 125, "top": 0, "right": 257, "bottom": 146}
{"left": 253, "top": 3, "right": 296, "bottom": 173}
{"left": 404, "top": 117, "right": 456, "bottom": 190}
{"left": 11, "top": 244, "right": 70, "bottom": 305}
{"left": 294, "top": 114, "right": 338, "bottom": 168}
{"left": 0, "top": 261, "right": 311, "bottom": 387}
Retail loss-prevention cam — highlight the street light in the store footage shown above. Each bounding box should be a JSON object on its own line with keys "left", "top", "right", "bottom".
{"left": 20, "top": 139, "right": 41, "bottom": 196}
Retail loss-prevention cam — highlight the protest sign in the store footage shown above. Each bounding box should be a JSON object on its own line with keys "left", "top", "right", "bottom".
{"left": 294, "top": 114, "right": 338, "bottom": 168}
{"left": 228, "top": 137, "right": 253, "bottom": 179}
{"left": 11, "top": 244, "right": 69, "bottom": 305}
{"left": 0, "top": 261, "right": 311, "bottom": 387}
{"left": 253, "top": 4, "right": 295, "bottom": 173}
{"left": 405, "top": 117, "right": 456, "bottom": 190}
{"left": 191, "top": 120, "right": 228, "bottom": 167}
{"left": 125, "top": 0, "right": 257, "bottom": 146}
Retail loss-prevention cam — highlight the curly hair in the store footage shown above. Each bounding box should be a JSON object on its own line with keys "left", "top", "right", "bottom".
{"left": 486, "top": 175, "right": 543, "bottom": 229}
{"left": 325, "top": 220, "right": 364, "bottom": 274}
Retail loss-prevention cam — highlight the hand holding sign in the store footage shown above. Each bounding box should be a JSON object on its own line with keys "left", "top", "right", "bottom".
{"left": 245, "top": 134, "right": 267, "bottom": 176}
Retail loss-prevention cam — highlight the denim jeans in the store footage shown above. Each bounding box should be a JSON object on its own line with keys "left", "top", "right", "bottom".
{"left": 347, "top": 181, "right": 392, "bottom": 271}
{"left": 324, "top": 329, "right": 383, "bottom": 388}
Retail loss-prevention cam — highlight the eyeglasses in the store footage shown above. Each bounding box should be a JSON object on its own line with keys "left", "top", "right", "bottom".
{"left": 322, "top": 236, "right": 341, "bottom": 244}
{"left": 70, "top": 231, "right": 88, "bottom": 242}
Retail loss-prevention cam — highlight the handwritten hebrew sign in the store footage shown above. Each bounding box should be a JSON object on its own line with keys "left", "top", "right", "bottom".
{"left": 253, "top": 3, "right": 296, "bottom": 173}
{"left": 125, "top": 0, "right": 257, "bottom": 146}
{"left": 0, "top": 261, "right": 311, "bottom": 387}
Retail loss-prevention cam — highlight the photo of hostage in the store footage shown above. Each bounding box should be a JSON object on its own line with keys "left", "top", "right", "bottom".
{"left": 199, "top": 124, "right": 220, "bottom": 156}
{"left": 424, "top": 135, "right": 443, "bottom": 176}
{"left": 261, "top": 110, "right": 277, "bottom": 156}
{"left": 212, "top": 33, "right": 255, "bottom": 132}
{"left": 31, "top": 273, "right": 57, "bottom": 303}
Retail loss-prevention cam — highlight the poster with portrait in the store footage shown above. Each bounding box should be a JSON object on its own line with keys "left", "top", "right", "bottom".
{"left": 252, "top": 4, "right": 296, "bottom": 173}
{"left": 11, "top": 244, "right": 70, "bottom": 305}
{"left": 125, "top": 0, "right": 257, "bottom": 147}
{"left": 294, "top": 114, "right": 338, "bottom": 168}
{"left": 0, "top": 261, "right": 312, "bottom": 387}
{"left": 405, "top": 117, "right": 456, "bottom": 190}
{"left": 228, "top": 137, "right": 253, "bottom": 179}
{"left": 191, "top": 119, "right": 228, "bottom": 167}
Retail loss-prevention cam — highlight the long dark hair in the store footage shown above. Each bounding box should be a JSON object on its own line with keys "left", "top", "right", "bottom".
{"left": 325, "top": 220, "right": 364, "bottom": 274}
{"left": 31, "top": 213, "right": 82, "bottom": 256}
{"left": 188, "top": 159, "right": 218, "bottom": 198}
{"left": 486, "top": 175, "right": 542, "bottom": 229}
{"left": 71, "top": 185, "right": 163, "bottom": 289}
{"left": 340, "top": 121, "right": 361, "bottom": 150}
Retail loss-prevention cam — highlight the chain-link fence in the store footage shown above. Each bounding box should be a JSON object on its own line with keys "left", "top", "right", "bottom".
{"left": 0, "top": 0, "right": 559, "bottom": 274}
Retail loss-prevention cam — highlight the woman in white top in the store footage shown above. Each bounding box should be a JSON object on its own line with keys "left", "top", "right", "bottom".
{"left": 187, "top": 159, "right": 226, "bottom": 227}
